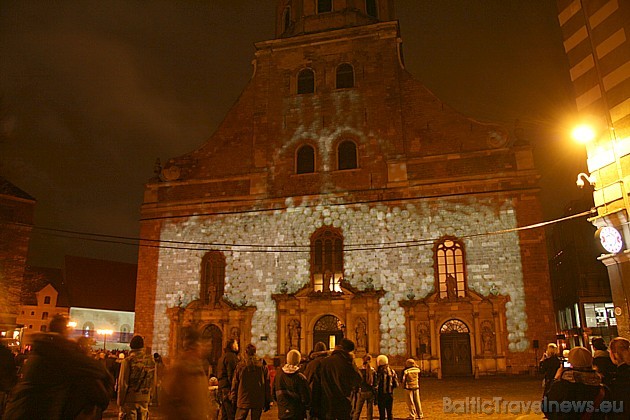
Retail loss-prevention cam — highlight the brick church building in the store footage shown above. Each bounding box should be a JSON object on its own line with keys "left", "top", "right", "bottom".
{"left": 136, "top": 0, "right": 555, "bottom": 376}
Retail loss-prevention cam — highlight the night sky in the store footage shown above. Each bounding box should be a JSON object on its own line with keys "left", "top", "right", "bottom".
{"left": 0, "top": 1, "right": 588, "bottom": 268}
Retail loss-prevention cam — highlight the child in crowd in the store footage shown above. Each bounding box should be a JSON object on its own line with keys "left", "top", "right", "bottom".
{"left": 402, "top": 358, "right": 423, "bottom": 419}
{"left": 208, "top": 375, "right": 220, "bottom": 420}
{"left": 375, "top": 355, "right": 398, "bottom": 420}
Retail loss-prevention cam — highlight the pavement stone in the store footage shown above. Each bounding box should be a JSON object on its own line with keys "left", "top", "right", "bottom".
{"left": 104, "top": 376, "right": 545, "bottom": 419}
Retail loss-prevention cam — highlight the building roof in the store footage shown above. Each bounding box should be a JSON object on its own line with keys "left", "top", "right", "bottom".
{"left": 22, "top": 266, "right": 67, "bottom": 307}
{"left": 0, "top": 176, "right": 35, "bottom": 201}
{"left": 63, "top": 256, "right": 137, "bottom": 312}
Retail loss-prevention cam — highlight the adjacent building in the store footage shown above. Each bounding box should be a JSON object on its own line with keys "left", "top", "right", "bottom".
{"left": 136, "top": 0, "right": 556, "bottom": 376}
{"left": 556, "top": 0, "right": 630, "bottom": 338}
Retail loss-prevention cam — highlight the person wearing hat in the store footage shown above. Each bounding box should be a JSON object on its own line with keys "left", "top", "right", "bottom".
{"left": 273, "top": 349, "right": 310, "bottom": 419}
{"left": 609, "top": 337, "right": 630, "bottom": 419}
{"left": 591, "top": 337, "right": 616, "bottom": 386}
{"left": 117, "top": 334, "right": 156, "bottom": 420}
{"left": 375, "top": 355, "right": 398, "bottom": 420}
{"left": 543, "top": 346, "right": 612, "bottom": 419}
{"left": 402, "top": 358, "right": 423, "bottom": 419}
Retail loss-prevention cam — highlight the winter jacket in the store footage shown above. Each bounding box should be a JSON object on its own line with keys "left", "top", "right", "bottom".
{"left": 231, "top": 355, "right": 271, "bottom": 410}
{"left": 357, "top": 363, "right": 376, "bottom": 393}
{"left": 402, "top": 366, "right": 420, "bottom": 390}
{"left": 609, "top": 363, "right": 629, "bottom": 419}
{"left": 312, "top": 349, "right": 361, "bottom": 420}
{"left": 117, "top": 348, "right": 156, "bottom": 406}
{"left": 274, "top": 365, "right": 310, "bottom": 419}
{"left": 161, "top": 349, "right": 210, "bottom": 420}
{"left": 543, "top": 368, "right": 612, "bottom": 420}
{"left": 592, "top": 350, "right": 616, "bottom": 386}
{"left": 303, "top": 350, "right": 329, "bottom": 384}
{"left": 4, "top": 332, "right": 113, "bottom": 420}
{"left": 217, "top": 350, "right": 239, "bottom": 390}
{"left": 375, "top": 365, "right": 398, "bottom": 395}
{"left": 0, "top": 343, "right": 17, "bottom": 392}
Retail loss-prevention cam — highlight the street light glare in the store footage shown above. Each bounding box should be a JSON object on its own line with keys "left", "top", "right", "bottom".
{"left": 572, "top": 124, "right": 596, "bottom": 144}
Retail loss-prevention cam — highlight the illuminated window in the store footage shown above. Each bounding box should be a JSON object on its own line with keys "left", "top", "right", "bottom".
{"left": 200, "top": 251, "right": 226, "bottom": 306}
{"left": 337, "top": 140, "right": 357, "bottom": 170}
{"left": 336, "top": 63, "right": 354, "bottom": 89}
{"left": 83, "top": 322, "right": 95, "bottom": 337}
{"left": 311, "top": 228, "right": 343, "bottom": 292}
{"left": 44, "top": 296, "right": 51, "bottom": 304}
{"left": 435, "top": 238, "right": 466, "bottom": 299}
{"left": 296, "top": 145, "right": 315, "bottom": 174}
{"left": 283, "top": 7, "right": 291, "bottom": 32}
{"left": 317, "top": 0, "right": 332, "bottom": 13}
{"left": 366, "top": 0, "right": 378, "bottom": 18}
{"left": 42, "top": 312, "right": 48, "bottom": 320}
{"left": 297, "top": 68, "right": 315, "bottom": 94}
{"left": 120, "top": 324, "right": 132, "bottom": 343}
{"left": 440, "top": 319, "right": 470, "bottom": 333}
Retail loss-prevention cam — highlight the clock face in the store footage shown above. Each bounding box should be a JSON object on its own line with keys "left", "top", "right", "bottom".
{"left": 597, "top": 226, "right": 624, "bottom": 254}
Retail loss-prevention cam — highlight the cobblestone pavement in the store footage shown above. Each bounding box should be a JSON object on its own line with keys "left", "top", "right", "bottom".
{"left": 104, "top": 376, "right": 545, "bottom": 419}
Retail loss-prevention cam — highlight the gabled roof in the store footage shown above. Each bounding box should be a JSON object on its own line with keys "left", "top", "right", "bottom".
{"left": 0, "top": 176, "right": 35, "bottom": 201}
{"left": 63, "top": 256, "right": 137, "bottom": 312}
{"left": 22, "top": 266, "right": 67, "bottom": 306}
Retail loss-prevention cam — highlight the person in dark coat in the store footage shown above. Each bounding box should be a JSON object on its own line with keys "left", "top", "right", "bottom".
{"left": 217, "top": 338, "right": 240, "bottom": 420}
{"left": 4, "top": 314, "right": 113, "bottom": 420}
{"left": 539, "top": 343, "right": 563, "bottom": 398}
{"left": 591, "top": 337, "right": 616, "bottom": 386}
{"left": 352, "top": 354, "right": 376, "bottom": 420}
{"left": 542, "top": 346, "right": 611, "bottom": 420}
{"left": 312, "top": 338, "right": 361, "bottom": 420}
{"left": 375, "top": 355, "right": 398, "bottom": 420}
{"left": 303, "top": 341, "right": 329, "bottom": 383}
{"left": 609, "top": 337, "right": 630, "bottom": 419}
{"left": 0, "top": 342, "right": 17, "bottom": 418}
{"left": 231, "top": 343, "right": 271, "bottom": 420}
{"left": 274, "top": 349, "right": 310, "bottom": 420}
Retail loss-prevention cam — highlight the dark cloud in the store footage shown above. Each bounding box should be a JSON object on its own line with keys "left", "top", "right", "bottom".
{"left": 0, "top": 1, "right": 585, "bottom": 267}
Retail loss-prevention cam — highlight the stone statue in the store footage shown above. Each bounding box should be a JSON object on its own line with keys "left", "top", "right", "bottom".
{"left": 355, "top": 318, "right": 367, "bottom": 349}
{"left": 481, "top": 322, "right": 495, "bottom": 353}
{"left": 446, "top": 274, "right": 458, "bottom": 299}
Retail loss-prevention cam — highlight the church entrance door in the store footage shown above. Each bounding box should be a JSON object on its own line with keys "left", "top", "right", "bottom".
{"left": 202, "top": 324, "right": 223, "bottom": 375}
{"left": 439, "top": 319, "right": 472, "bottom": 377}
{"left": 313, "top": 315, "right": 344, "bottom": 350}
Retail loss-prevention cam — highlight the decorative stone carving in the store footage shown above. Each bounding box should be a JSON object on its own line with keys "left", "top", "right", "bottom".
{"left": 481, "top": 320, "right": 495, "bottom": 354}
{"left": 355, "top": 317, "right": 367, "bottom": 349}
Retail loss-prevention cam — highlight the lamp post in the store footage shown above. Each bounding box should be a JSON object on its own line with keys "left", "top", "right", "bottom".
{"left": 97, "top": 329, "right": 113, "bottom": 351}
{"left": 573, "top": 122, "right": 630, "bottom": 338}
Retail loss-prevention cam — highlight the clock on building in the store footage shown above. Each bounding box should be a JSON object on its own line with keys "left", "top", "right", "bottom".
{"left": 595, "top": 226, "right": 624, "bottom": 254}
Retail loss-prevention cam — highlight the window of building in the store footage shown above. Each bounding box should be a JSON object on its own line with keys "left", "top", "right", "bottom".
{"left": 317, "top": 0, "right": 332, "bottom": 13}
{"left": 336, "top": 63, "right": 354, "bottom": 89}
{"left": 311, "top": 228, "right": 343, "bottom": 293}
{"left": 44, "top": 296, "right": 51, "bottom": 304}
{"left": 83, "top": 322, "right": 95, "bottom": 337}
{"left": 366, "top": 0, "right": 378, "bottom": 18}
{"left": 584, "top": 302, "right": 616, "bottom": 327}
{"left": 297, "top": 68, "right": 315, "bottom": 94}
{"left": 40, "top": 325, "right": 47, "bottom": 332}
{"left": 200, "top": 251, "right": 226, "bottom": 306}
{"left": 120, "top": 324, "right": 132, "bottom": 343}
{"left": 41, "top": 312, "right": 48, "bottom": 320}
{"left": 30, "top": 311, "right": 35, "bottom": 316}
{"left": 435, "top": 238, "right": 466, "bottom": 299}
{"left": 337, "top": 140, "right": 357, "bottom": 170}
{"left": 29, "top": 325, "right": 33, "bottom": 329}
{"left": 283, "top": 6, "right": 291, "bottom": 32}
{"left": 296, "top": 145, "right": 315, "bottom": 174}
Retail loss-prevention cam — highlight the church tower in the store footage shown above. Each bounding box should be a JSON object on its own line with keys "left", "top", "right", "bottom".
{"left": 136, "top": 0, "right": 555, "bottom": 376}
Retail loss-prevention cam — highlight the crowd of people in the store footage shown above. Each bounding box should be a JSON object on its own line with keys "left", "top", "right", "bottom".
{"left": 1, "top": 313, "right": 628, "bottom": 420}
{"left": 539, "top": 337, "right": 629, "bottom": 419}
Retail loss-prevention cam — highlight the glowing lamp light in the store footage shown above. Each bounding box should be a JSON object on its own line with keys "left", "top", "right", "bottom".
{"left": 97, "top": 329, "right": 114, "bottom": 351}
{"left": 572, "top": 124, "right": 597, "bottom": 144}
{"left": 67, "top": 321, "right": 77, "bottom": 328}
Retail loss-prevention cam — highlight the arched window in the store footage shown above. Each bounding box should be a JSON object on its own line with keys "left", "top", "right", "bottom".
{"left": 311, "top": 228, "right": 343, "bottom": 293}
{"left": 336, "top": 63, "right": 354, "bottom": 89}
{"left": 283, "top": 7, "right": 291, "bottom": 32}
{"left": 435, "top": 238, "right": 467, "bottom": 299}
{"left": 317, "top": 0, "right": 332, "bottom": 13}
{"left": 120, "top": 324, "right": 132, "bottom": 343}
{"left": 440, "top": 319, "right": 470, "bottom": 333}
{"left": 366, "top": 0, "right": 378, "bottom": 18}
{"left": 83, "top": 322, "right": 95, "bottom": 337}
{"left": 200, "top": 251, "right": 226, "bottom": 306}
{"left": 297, "top": 68, "right": 315, "bottom": 94}
{"left": 337, "top": 140, "right": 357, "bottom": 170}
{"left": 296, "top": 145, "right": 315, "bottom": 174}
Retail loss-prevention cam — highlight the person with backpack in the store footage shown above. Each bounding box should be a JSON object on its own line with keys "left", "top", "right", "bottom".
{"left": 274, "top": 350, "right": 310, "bottom": 419}
{"left": 117, "top": 334, "right": 156, "bottom": 420}
{"left": 375, "top": 355, "right": 398, "bottom": 420}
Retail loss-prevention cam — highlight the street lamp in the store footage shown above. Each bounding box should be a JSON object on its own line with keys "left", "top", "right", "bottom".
{"left": 97, "top": 329, "right": 113, "bottom": 351}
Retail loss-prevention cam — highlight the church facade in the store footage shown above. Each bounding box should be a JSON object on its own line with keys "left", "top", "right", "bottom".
{"left": 136, "top": 0, "right": 555, "bottom": 376}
